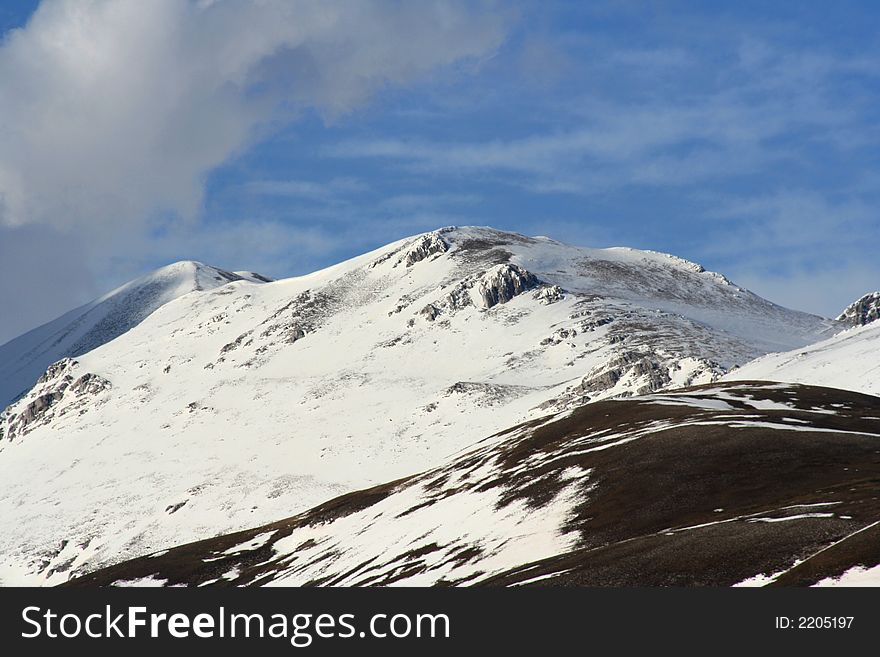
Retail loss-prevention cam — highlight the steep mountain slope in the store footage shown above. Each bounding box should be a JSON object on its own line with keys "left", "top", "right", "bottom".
{"left": 0, "top": 226, "right": 836, "bottom": 584}
{"left": 0, "top": 261, "right": 269, "bottom": 409}
{"left": 67, "top": 382, "right": 880, "bottom": 588}
{"left": 725, "top": 312, "right": 880, "bottom": 397}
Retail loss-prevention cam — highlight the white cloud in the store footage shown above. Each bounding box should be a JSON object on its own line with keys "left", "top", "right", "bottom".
{"left": 324, "top": 89, "right": 853, "bottom": 192}
{"left": 0, "top": 0, "right": 507, "bottom": 230}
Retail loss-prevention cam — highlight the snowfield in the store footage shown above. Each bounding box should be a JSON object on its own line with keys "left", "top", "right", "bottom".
{"left": 0, "top": 226, "right": 848, "bottom": 584}
{"left": 725, "top": 321, "right": 880, "bottom": 397}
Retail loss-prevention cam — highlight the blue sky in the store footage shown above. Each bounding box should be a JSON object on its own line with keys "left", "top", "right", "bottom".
{"left": 1, "top": 1, "right": 878, "bottom": 343}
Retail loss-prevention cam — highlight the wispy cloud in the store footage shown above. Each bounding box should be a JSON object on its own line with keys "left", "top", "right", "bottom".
{"left": 326, "top": 56, "right": 873, "bottom": 195}
{"left": 316, "top": 24, "right": 880, "bottom": 317}
{"left": 243, "top": 177, "right": 368, "bottom": 201}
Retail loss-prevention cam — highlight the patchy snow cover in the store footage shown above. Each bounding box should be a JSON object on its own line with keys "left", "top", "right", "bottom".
{"left": 265, "top": 470, "right": 585, "bottom": 587}
{"left": 67, "top": 382, "right": 880, "bottom": 588}
{"left": 813, "top": 564, "right": 880, "bottom": 587}
{"left": 223, "top": 532, "right": 278, "bottom": 555}
{"left": 0, "top": 227, "right": 837, "bottom": 584}
{"left": 110, "top": 576, "right": 168, "bottom": 587}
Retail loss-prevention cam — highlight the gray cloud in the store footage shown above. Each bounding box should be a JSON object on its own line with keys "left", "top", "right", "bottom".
{"left": 0, "top": 0, "right": 506, "bottom": 231}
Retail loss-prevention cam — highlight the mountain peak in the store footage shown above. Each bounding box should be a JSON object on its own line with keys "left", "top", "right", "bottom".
{"left": 837, "top": 291, "right": 880, "bottom": 326}
{"left": 0, "top": 260, "right": 269, "bottom": 409}
{"left": 0, "top": 226, "right": 838, "bottom": 584}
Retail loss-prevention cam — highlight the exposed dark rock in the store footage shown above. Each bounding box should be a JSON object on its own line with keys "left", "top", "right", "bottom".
{"left": 401, "top": 233, "right": 448, "bottom": 267}
{"left": 433, "top": 280, "right": 474, "bottom": 314}
{"left": 533, "top": 284, "right": 565, "bottom": 305}
{"left": 580, "top": 369, "right": 620, "bottom": 393}
{"left": 220, "top": 331, "right": 252, "bottom": 354}
{"left": 20, "top": 392, "right": 64, "bottom": 426}
{"left": 3, "top": 359, "right": 111, "bottom": 441}
{"left": 444, "top": 381, "right": 535, "bottom": 406}
{"left": 578, "top": 351, "right": 672, "bottom": 396}
{"left": 419, "top": 304, "right": 440, "bottom": 322}
{"left": 837, "top": 291, "right": 880, "bottom": 326}
{"left": 284, "top": 326, "right": 306, "bottom": 343}
{"left": 69, "top": 373, "right": 111, "bottom": 396}
{"left": 477, "top": 264, "right": 539, "bottom": 308}
{"left": 541, "top": 327, "right": 577, "bottom": 346}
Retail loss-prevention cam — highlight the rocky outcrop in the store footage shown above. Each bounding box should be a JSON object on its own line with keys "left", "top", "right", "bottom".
{"left": 837, "top": 292, "right": 880, "bottom": 326}
{"left": 2, "top": 358, "right": 111, "bottom": 442}
{"left": 284, "top": 326, "right": 307, "bottom": 343}
{"left": 401, "top": 233, "right": 449, "bottom": 267}
{"left": 419, "top": 304, "right": 440, "bottom": 322}
{"left": 476, "top": 264, "right": 539, "bottom": 309}
{"left": 533, "top": 285, "right": 565, "bottom": 305}
{"left": 541, "top": 327, "right": 578, "bottom": 346}
{"left": 371, "top": 231, "right": 450, "bottom": 269}
{"left": 416, "top": 263, "right": 541, "bottom": 323}
{"left": 577, "top": 351, "right": 680, "bottom": 398}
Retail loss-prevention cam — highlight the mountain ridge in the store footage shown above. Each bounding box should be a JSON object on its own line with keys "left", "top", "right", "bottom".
{"left": 0, "top": 226, "right": 845, "bottom": 584}
{"left": 0, "top": 260, "right": 271, "bottom": 409}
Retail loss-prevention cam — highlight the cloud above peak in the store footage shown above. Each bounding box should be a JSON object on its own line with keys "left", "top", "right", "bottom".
{"left": 0, "top": 0, "right": 507, "bottom": 230}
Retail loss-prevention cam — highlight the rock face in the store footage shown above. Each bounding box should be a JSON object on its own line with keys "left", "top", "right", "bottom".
{"left": 370, "top": 230, "right": 451, "bottom": 269}
{"left": 418, "top": 262, "right": 540, "bottom": 318}
{"left": 2, "top": 358, "right": 111, "bottom": 443}
{"left": 476, "top": 263, "right": 539, "bottom": 308}
{"left": 837, "top": 292, "right": 880, "bottom": 326}
{"left": 533, "top": 284, "right": 565, "bottom": 305}
{"left": 402, "top": 232, "right": 449, "bottom": 267}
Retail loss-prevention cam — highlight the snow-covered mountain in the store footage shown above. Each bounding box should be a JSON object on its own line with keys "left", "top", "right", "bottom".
{"left": 0, "top": 261, "right": 271, "bottom": 409}
{"left": 68, "top": 382, "right": 880, "bottom": 588}
{"left": 725, "top": 315, "right": 880, "bottom": 397}
{"left": 0, "top": 226, "right": 838, "bottom": 585}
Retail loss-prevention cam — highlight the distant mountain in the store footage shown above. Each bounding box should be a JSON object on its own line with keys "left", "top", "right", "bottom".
{"left": 67, "top": 382, "right": 880, "bottom": 588}
{"left": 0, "top": 261, "right": 270, "bottom": 409}
{"left": 0, "top": 226, "right": 838, "bottom": 584}
{"left": 726, "top": 293, "right": 880, "bottom": 397}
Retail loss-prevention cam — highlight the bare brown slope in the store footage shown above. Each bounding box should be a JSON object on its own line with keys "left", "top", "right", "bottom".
{"left": 66, "top": 382, "right": 880, "bottom": 587}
